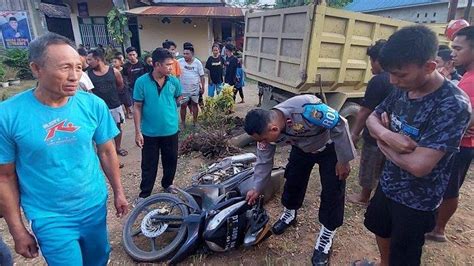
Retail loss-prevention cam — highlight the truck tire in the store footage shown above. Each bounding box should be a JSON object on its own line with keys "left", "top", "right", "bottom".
{"left": 339, "top": 102, "right": 360, "bottom": 130}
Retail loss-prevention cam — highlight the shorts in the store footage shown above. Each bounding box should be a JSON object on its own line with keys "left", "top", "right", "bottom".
{"left": 444, "top": 146, "right": 473, "bottom": 199}
{"left": 110, "top": 106, "right": 125, "bottom": 124}
{"left": 31, "top": 202, "right": 110, "bottom": 266}
{"left": 364, "top": 186, "right": 435, "bottom": 265}
{"left": 358, "top": 142, "right": 385, "bottom": 190}
{"left": 181, "top": 93, "right": 199, "bottom": 104}
{"left": 208, "top": 83, "right": 222, "bottom": 97}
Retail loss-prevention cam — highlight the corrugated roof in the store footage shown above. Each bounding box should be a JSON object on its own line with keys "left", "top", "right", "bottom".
{"left": 345, "top": 0, "right": 448, "bottom": 12}
{"left": 39, "top": 3, "right": 71, "bottom": 19}
{"left": 127, "top": 6, "right": 244, "bottom": 17}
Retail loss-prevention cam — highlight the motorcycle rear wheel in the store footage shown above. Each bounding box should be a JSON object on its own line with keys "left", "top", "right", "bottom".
{"left": 122, "top": 194, "right": 189, "bottom": 262}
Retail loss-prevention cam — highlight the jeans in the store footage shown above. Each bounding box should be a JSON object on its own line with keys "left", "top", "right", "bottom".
{"left": 0, "top": 234, "right": 13, "bottom": 266}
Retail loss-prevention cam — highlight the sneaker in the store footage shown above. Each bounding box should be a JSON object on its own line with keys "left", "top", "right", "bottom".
{"left": 311, "top": 248, "right": 331, "bottom": 266}
{"left": 312, "top": 225, "right": 336, "bottom": 265}
{"left": 132, "top": 197, "right": 145, "bottom": 208}
{"left": 271, "top": 208, "right": 296, "bottom": 235}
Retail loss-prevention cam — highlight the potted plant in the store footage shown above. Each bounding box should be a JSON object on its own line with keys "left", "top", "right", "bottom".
{"left": 0, "top": 64, "right": 8, "bottom": 88}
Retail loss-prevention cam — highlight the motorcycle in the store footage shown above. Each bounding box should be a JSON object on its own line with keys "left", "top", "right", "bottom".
{"left": 122, "top": 153, "right": 284, "bottom": 264}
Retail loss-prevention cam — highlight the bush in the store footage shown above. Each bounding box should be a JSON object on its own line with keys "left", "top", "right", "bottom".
{"left": 199, "top": 84, "right": 235, "bottom": 128}
{"left": 2, "top": 48, "right": 33, "bottom": 79}
{"left": 0, "top": 63, "right": 5, "bottom": 82}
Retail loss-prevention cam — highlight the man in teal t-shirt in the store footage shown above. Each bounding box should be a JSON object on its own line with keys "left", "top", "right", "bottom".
{"left": 0, "top": 33, "right": 128, "bottom": 265}
{"left": 133, "top": 47, "right": 182, "bottom": 204}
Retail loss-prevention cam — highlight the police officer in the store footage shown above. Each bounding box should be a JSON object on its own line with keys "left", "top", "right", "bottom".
{"left": 243, "top": 94, "right": 356, "bottom": 265}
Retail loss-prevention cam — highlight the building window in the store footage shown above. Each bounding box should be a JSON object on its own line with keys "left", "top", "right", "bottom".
{"left": 425, "top": 13, "right": 428, "bottom": 17}
{"left": 78, "top": 17, "right": 119, "bottom": 48}
{"left": 431, "top": 20, "right": 436, "bottom": 23}
{"left": 433, "top": 12, "right": 436, "bottom": 17}
{"left": 417, "top": 13, "right": 420, "bottom": 18}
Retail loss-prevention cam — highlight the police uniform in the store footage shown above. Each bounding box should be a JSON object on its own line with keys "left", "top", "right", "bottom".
{"left": 250, "top": 95, "right": 356, "bottom": 231}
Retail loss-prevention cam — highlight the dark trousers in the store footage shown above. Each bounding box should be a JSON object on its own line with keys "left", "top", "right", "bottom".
{"left": 233, "top": 87, "right": 244, "bottom": 101}
{"left": 139, "top": 133, "right": 178, "bottom": 198}
{"left": 282, "top": 143, "right": 345, "bottom": 231}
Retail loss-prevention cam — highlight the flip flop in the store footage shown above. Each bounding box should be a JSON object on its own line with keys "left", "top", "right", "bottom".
{"left": 351, "top": 259, "right": 376, "bottom": 266}
{"left": 117, "top": 149, "right": 128, "bottom": 156}
{"left": 425, "top": 232, "right": 447, "bottom": 242}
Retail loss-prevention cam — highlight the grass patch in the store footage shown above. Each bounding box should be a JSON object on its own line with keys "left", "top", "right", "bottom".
{"left": 0, "top": 79, "right": 36, "bottom": 101}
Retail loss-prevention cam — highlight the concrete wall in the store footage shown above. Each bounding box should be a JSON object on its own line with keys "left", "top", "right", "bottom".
{"left": 138, "top": 16, "right": 212, "bottom": 61}
{"left": 65, "top": 0, "right": 115, "bottom": 46}
{"left": 367, "top": 3, "right": 448, "bottom": 24}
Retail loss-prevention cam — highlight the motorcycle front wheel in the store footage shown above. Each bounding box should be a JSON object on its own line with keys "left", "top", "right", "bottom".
{"left": 122, "top": 194, "right": 189, "bottom": 262}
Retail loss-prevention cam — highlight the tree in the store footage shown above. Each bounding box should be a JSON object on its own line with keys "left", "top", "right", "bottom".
{"left": 107, "top": 7, "right": 131, "bottom": 45}
{"left": 227, "top": 0, "right": 262, "bottom": 8}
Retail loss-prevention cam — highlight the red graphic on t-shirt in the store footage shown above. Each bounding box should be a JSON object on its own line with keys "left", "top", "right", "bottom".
{"left": 44, "top": 120, "right": 79, "bottom": 141}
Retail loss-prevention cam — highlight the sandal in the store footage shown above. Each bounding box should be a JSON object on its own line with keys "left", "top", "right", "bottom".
{"left": 119, "top": 162, "right": 125, "bottom": 168}
{"left": 117, "top": 149, "right": 128, "bottom": 156}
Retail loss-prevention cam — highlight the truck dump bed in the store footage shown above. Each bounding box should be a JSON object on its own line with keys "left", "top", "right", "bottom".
{"left": 243, "top": 4, "right": 448, "bottom": 99}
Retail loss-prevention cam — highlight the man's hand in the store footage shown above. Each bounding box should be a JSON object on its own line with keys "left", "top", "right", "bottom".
{"left": 135, "top": 132, "right": 144, "bottom": 148}
{"left": 381, "top": 112, "right": 390, "bottom": 128}
{"left": 335, "top": 161, "right": 351, "bottom": 180}
{"left": 114, "top": 191, "right": 129, "bottom": 218}
{"left": 13, "top": 230, "right": 38, "bottom": 259}
{"left": 246, "top": 189, "right": 260, "bottom": 205}
{"left": 199, "top": 88, "right": 204, "bottom": 95}
{"left": 380, "top": 131, "right": 417, "bottom": 154}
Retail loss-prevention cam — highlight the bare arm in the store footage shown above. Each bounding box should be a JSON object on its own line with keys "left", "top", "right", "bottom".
{"left": 350, "top": 106, "right": 373, "bottom": 143}
{"left": 113, "top": 68, "right": 124, "bottom": 91}
{"left": 133, "top": 102, "right": 144, "bottom": 148}
{"left": 366, "top": 111, "right": 417, "bottom": 153}
{"left": 96, "top": 141, "right": 128, "bottom": 217}
{"left": 378, "top": 141, "right": 445, "bottom": 177}
{"left": 0, "top": 163, "right": 38, "bottom": 258}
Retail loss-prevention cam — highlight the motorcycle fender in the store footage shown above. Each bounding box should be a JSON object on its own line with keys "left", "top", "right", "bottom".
{"left": 169, "top": 213, "right": 205, "bottom": 265}
{"left": 175, "top": 187, "right": 200, "bottom": 211}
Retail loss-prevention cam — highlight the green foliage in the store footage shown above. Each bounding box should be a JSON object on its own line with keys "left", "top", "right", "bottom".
{"left": 107, "top": 7, "right": 131, "bottom": 45}
{"left": 327, "top": 0, "right": 353, "bottom": 8}
{"left": 227, "top": 0, "right": 261, "bottom": 7}
{"left": 0, "top": 63, "right": 5, "bottom": 82}
{"left": 2, "top": 48, "right": 32, "bottom": 79}
{"left": 199, "top": 84, "right": 236, "bottom": 128}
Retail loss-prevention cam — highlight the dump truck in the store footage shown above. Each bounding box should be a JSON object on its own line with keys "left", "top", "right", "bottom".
{"left": 242, "top": 3, "right": 449, "bottom": 126}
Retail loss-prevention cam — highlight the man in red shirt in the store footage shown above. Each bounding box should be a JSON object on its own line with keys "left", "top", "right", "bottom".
{"left": 426, "top": 26, "right": 474, "bottom": 242}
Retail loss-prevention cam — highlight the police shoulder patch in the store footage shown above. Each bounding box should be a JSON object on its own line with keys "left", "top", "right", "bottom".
{"left": 302, "top": 103, "right": 340, "bottom": 129}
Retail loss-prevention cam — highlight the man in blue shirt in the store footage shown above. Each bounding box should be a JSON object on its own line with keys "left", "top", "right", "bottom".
{"left": 363, "top": 26, "right": 471, "bottom": 265}
{"left": 133, "top": 48, "right": 182, "bottom": 204}
{"left": 0, "top": 32, "right": 128, "bottom": 265}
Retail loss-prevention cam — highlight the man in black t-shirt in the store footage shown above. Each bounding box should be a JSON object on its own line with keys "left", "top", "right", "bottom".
{"left": 224, "top": 44, "right": 238, "bottom": 86}
{"left": 347, "top": 40, "right": 394, "bottom": 205}
{"left": 205, "top": 44, "right": 225, "bottom": 97}
{"left": 361, "top": 25, "right": 471, "bottom": 266}
{"left": 123, "top": 46, "right": 146, "bottom": 97}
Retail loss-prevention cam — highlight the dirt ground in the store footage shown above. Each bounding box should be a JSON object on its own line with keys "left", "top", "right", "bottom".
{"left": 1, "top": 82, "right": 473, "bottom": 265}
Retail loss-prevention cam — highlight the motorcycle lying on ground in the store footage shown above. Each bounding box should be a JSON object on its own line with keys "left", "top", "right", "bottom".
{"left": 122, "top": 153, "right": 285, "bottom": 264}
